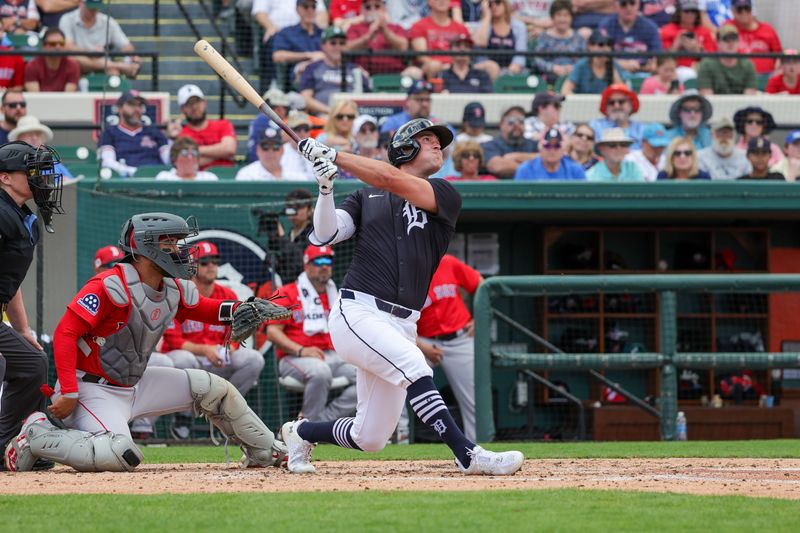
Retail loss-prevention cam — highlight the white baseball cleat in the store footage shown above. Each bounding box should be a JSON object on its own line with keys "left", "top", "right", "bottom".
{"left": 3, "top": 411, "right": 49, "bottom": 472}
{"left": 280, "top": 420, "right": 316, "bottom": 474}
{"left": 457, "top": 445, "right": 524, "bottom": 476}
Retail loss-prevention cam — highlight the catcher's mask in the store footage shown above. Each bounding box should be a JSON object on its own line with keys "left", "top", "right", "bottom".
{"left": 0, "top": 141, "right": 63, "bottom": 233}
{"left": 118, "top": 212, "right": 199, "bottom": 279}
{"left": 387, "top": 118, "right": 453, "bottom": 167}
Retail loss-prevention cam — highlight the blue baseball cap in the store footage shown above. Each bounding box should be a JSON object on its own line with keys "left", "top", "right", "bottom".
{"left": 407, "top": 80, "right": 433, "bottom": 96}
{"left": 642, "top": 123, "right": 670, "bottom": 148}
{"left": 785, "top": 130, "right": 800, "bottom": 144}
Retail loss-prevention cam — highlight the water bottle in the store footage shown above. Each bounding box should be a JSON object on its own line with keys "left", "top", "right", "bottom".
{"left": 676, "top": 411, "right": 687, "bottom": 441}
{"left": 78, "top": 77, "right": 89, "bottom": 92}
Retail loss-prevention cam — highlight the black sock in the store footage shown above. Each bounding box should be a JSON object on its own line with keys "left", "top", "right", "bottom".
{"left": 296, "top": 417, "right": 361, "bottom": 450}
{"left": 407, "top": 376, "right": 475, "bottom": 468}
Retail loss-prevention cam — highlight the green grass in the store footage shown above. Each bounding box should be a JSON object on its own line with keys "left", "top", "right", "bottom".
{"left": 139, "top": 440, "right": 800, "bottom": 464}
{"left": 1, "top": 490, "right": 798, "bottom": 532}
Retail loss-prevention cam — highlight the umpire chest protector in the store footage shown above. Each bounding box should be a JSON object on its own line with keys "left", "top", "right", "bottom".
{"left": 97, "top": 263, "right": 198, "bottom": 385}
{"left": 0, "top": 190, "right": 38, "bottom": 304}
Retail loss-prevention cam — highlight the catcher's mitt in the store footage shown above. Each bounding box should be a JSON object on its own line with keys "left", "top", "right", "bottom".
{"left": 231, "top": 296, "right": 292, "bottom": 342}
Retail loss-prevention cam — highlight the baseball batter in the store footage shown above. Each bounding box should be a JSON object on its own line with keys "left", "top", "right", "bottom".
{"left": 280, "top": 119, "right": 524, "bottom": 475}
{"left": 4, "top": 213, "right": 290, "bottom": 472}
{"left": 417, "top": 254, "right": 482, "bottom": 442}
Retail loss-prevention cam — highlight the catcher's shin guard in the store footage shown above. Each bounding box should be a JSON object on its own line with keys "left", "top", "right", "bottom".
{"left": 27, "top": 423, "right": 143, "bottom": 472}
{"left": 185, "top": 369, "right": 282, "bottom": 467}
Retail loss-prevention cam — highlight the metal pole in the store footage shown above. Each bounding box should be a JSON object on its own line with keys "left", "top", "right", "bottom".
{"left": 659, "top": 291, "right": 677, "bottom": 440}
{"left": 35, "top": 227, "right": 43, "bottom": 347}
{"left": 154, "top": 0, "right": 160, "bottom": 37}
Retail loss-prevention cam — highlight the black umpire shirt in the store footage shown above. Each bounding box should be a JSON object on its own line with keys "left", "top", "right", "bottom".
{"left": 0, "top": 189, "right": 39, "bottom": 304}
{"left": 338, "top": 178, "right": 462, "bottom": 311}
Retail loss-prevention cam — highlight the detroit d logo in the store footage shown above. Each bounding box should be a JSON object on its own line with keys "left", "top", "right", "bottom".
{"left": 402, "top": 201, "right": 428, "bottom": 235}
{"left": 432, "top": 419, "right": 447, "bottom": 435}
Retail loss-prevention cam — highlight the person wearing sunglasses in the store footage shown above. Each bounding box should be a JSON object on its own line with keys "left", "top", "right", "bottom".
{"left": 569, "top": 123, "right": 601, "bottom": 170}
{"left": 444, "top": 140, "right": 496, "bottom": 181}
{"left": 525, "top": 92, "right": 575, "bottom": 143}
{"left": 0, "top": 90, "right": 26, "bottom": 145}
{"left": 353, "top": 114, "right": 381, "bottom": 160}
{"left": 299, "top": 26, "right": 371, "bottom": 116}
{"left": 514, "top": 128, "right": 586, "bottom": 181}
{"left": 667, "top": 93, "right": 713, "bottom": 150}
{"left": 696, "top": 24, "right": 757, "bottom": 96}
{"left": 737, "top": 137, "right": 786, "bottom": 181}
{"left": 598, "top": 0, "right": 663, "bottom": 73}
{"left": 733, "top": 106, "right": 784, "bottom": 168}
{"left": 235, "top": 128, "right": 286, "bottom": 181}
{"left": 725, "top": 0, "right": 782, "bottom": 75}
{"left": 586, "top": 127, "right": 644, "bottom": 181}
{"left": 482, "top": 105, "right": 539, "bottom": 179}
{"left": 23, "top": 28, "right": 80, "bottom": 92}
{"left": 589, "top": 83, "right": 644, "bottom": 149}
{"left": 318, "top": 99, "right": 358, "bottom": 147}
{"left": 656, "top": 137, "right": 711, "bottom": 180}
{"left": 156, "top": 137, "right": 219, "bottom": 182}
{"left": 268, "top": 244, "right": 358, "bottom": 424}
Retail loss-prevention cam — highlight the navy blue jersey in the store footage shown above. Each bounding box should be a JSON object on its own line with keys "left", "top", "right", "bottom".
{"left": 99, "top": 125, "right": 168, "bottom": 167}
{"left": 338, "top": 179, "right": 461, "bottom": 310}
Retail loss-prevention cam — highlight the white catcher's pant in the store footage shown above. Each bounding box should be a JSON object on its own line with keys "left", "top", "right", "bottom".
{"left": 329, "top": 289, "right": 432, "bottom": 452}
{"left": 54, "top": 367, "right": 196, "bottom": 438}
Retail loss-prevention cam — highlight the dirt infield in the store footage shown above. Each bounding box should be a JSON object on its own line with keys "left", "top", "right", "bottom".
{"left": 3, "top": 458, "right": 800, "bottom": 499}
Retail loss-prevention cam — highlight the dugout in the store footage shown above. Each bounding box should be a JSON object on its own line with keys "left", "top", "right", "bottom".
{"left": 22, "top": 179, "right": 800, "bottom": 441}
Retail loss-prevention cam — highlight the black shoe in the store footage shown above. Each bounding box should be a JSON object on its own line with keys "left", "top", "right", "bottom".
{"left": 32, "top": 458, "right": 55, "bottom": 471}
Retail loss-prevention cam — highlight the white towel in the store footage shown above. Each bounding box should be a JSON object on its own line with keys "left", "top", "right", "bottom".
{"left": 296, "top": 272, "right": 338, "bottom": 336}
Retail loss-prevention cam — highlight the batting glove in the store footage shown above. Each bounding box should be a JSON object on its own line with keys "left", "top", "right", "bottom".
{"left": 298, "top": 138, "right": 337, "bottom": 163}
{"left": 312, "top": 159, "right": 338, "bottom": 195}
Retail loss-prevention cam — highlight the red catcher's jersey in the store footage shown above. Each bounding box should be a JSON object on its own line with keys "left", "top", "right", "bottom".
{"left": 271, "top": 282, "right": 334, "bottom": 358}
{"left": 162, "top": 282, "right": 238, "bottom": 351}
{"left": 417, "top": 255, "right": 481, "bottom": 338}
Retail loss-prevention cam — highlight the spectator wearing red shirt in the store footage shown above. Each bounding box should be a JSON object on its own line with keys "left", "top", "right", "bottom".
{"left": 766, "top": 49, "right": 800, "bottom": 95}
{"left": 266, "top": 245, "right": 357, "bottom": 422}
{"left": 659, "top": 0, "right": 716, "bottom": 69}
{"left": 345, "top": 0, "right": 419, "bottom": 77}
{"left": 0, "top": 31, "right": 24, "bottom": 90}
{"left": 724, "top": 0, "right": 782, "bottom": 75}
{"left": 409, "top": 0, "right": 471, "bottom": 78}
{"left": 169, "top": 84, "right": 237, "bottom": 169}
{"left": 416, "top": 254, "right": 483, "bottom": 442}
{"left": 24, "top": 28, "right": 80, "bottom": 92}
{"left": 329, "top": 0, "right": 362, "bottom": 31}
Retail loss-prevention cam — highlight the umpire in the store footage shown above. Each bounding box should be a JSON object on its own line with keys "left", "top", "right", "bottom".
{"left": 0, "top": 141, "right": 63, "bottom": 470}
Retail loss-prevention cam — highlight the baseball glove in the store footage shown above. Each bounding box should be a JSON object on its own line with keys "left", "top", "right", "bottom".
{"left": 231, "top": 297, "right": 291, "bottom": 342}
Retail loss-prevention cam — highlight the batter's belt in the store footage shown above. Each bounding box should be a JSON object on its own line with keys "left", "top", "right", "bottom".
{"left": 430, "top": 325, "right": 470, "bottom": 342}
{"left": 340, "top": 289, "right": 413, "bottom": 319}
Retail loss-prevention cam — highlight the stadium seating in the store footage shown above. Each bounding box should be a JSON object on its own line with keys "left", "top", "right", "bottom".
{"left": 206, "top": 165, "right": 239, "bottom": 180}
{"left": 494, "top": 74, "right": 547, "bottom": 94}
{"left": 135, "top": 164, "right": 171, "bottom": 178}
{"left": 81, "top": 72, "right": 132, "bottom": 93}
{"left": 55, "top": 145, "right": 95, "bottom": 164}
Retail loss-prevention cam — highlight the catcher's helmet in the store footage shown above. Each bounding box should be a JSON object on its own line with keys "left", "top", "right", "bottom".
{"left": 118, "top": 212, "right": 200, "bottom": 279}
{"left": 0, "top": 141, "right": 63, "bottom": 232}
{"left": 387, "top": 118, "right": 453, "bottom": 167}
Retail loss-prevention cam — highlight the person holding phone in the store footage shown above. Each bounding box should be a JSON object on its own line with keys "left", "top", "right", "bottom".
{"left": 659, "top": 0, "right": 716, "bottom": 74}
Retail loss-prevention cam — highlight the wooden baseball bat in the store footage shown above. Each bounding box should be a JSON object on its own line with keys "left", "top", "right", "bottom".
{"left": 193, "top": 39, "right": 301, "bottom": 144}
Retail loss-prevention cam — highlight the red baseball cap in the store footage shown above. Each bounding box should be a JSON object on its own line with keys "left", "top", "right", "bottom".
{"left": 94, "top": 245, "right": 123, "bottom": 270}
{"left": 192, "top": 241, "right": 219, "bottom": 260}
{"left": 303, "top": 245, "right": 334, "bottom": 264}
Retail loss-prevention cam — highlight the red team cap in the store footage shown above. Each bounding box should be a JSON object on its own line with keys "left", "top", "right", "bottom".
{"left": 192, "top": 241, "right": 220, "bottom": 260}
{"left": 94, "top": 245, "right": 123, "bottom": 270}
{"left": 303, "top": 245, "right": 334, "bottom": 264}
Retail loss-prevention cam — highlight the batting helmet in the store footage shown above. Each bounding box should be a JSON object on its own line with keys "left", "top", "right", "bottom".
{"left": 0, "top": 141, "right": 63, "bottom": 232}
{"left": 387, "top": 118, "right": 453, "bottom": 167}
{"left": 118, "top": 212, "right": 200, "bottom": 279}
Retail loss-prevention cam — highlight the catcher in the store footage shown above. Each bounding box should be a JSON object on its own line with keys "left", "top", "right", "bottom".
{"left": 4, "top": 212, "right": 291, "bottom": 472}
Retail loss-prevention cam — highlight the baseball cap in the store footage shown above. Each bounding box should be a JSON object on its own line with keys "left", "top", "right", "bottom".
{"left": 407, "top": 80, "right": 433, "bottom": 96}
{"left": 783, "top": 49, "right": 800, "bottom": 62}
{"left": 785, "top": 130, "right": 800, "bottom": 144}
{"left": 287, "top": 111, "right": 311, "bottom": 129}
{"left": 710, "top": 117, "right": 735, "bottom": 131}
{"left": 588, "top": 28, "right": 613, "bottom": 46}
{"left": 747, "top": 136, "right": 771, "bottom": 153}
{"left": 451, "top": 33, "right": 473, "bottom": 46}
{"left": 323, "top": 26, "right": 346, "bottom": 42}
{"left": 718, "top": 25, "right": 739, "bottom": 40}
{"left": 84, "top": 0, "right": 105, "bottom": 6}
{"left": 462, "top": 102, "right": 486, "bottom": 127}
{"left": 353, "top": 114, "right": 378, "bottom": 135}
{"left": 192, "top": 241, "right": 220, "bottom": 260}
{"left": 679, "top": 0, "right": 702, "bottom": 10}
{"left": 117, "top": 90, "right": 146, "bottom": 107}
{"left": 263, "top": 88, "right": 290, "bottom": 107}
{"left": 303, "top": 244, "right": 334, "bottom": 265}
{"left": 177, "top": 84, "right": 205, "bottom": 106}
{"left": 732, "top": 0, "right": 751, "bottom": 7}
{"left": 94, "top": 245, "right": 122, "bottom": 270}
{"left": 542, "top": 128, "right": 563, "bottom": 143}
{"left": 531, "top": 92, "right": 565, "bottom": 115}
{"left": 642, "top": 123, "right": 670, "bottom": 148}
{"left": 258, "top": 127, "right": 283, "bottom": 147}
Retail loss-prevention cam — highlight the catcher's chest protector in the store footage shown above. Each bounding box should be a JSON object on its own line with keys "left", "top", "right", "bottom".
{"left": 98, "top": 263, "right": 184, "bottom": 385}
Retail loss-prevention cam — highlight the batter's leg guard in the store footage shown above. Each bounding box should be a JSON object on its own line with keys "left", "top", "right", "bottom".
{"left": 25, "top": 423, "right": 143, "bottom": 472}
{"left": 185, "top": 369, "right": 282, "bottom": 468}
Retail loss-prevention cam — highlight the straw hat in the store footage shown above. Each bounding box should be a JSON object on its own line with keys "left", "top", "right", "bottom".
{"left": 8, "top": 115, "right": 54, "bottom": 143}
{"left": 595, "top": 128, "right": 634, "bottom": 145}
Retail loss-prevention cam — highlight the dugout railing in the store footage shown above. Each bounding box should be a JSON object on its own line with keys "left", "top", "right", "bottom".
{"left": 474, "top": 274, "right": 800, "bottom": 442}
